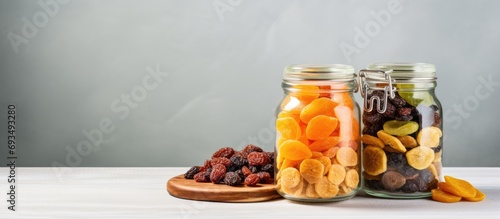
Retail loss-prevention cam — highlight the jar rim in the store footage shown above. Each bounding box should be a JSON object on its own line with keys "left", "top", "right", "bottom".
{"left": 284, "top": 64, "right": 356, "bottom": 81}
{"left": 366, "top": 62, "right": 436, "bottom": 80}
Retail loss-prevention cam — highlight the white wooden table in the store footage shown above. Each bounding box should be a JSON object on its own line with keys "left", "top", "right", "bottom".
{"left": 1, "top": 167, "right": 499, "bottom": 218}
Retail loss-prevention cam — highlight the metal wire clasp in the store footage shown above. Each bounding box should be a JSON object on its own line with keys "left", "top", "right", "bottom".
{"left": 358, "top": 69, "right": 395, "bottom": 113}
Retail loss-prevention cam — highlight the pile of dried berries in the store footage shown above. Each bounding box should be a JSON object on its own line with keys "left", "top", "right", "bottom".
{"left": 184, "top": 144, "right": 274, "bottom": 186}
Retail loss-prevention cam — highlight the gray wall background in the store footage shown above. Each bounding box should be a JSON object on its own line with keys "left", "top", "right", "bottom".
{"left": 0, "top": 0, "right": 499, "bottom": 167}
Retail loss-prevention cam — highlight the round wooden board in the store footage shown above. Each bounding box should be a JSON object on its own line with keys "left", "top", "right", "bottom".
{"left": 167, "top": 175, "right": 282, "bottom": 203}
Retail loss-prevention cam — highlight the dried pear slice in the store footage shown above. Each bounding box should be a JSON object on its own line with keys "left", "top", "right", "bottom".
{"left": 405, "top": 146, "right": 434, "bottom": 170}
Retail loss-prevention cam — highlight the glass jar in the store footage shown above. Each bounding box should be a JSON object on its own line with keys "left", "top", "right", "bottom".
{"left": 274, "top": 64, "right": 361, "bottom": 202}
{"left": 358, "top": 63, "right": 443, "bottom": 198}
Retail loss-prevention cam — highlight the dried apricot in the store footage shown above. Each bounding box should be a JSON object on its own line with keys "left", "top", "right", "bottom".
{"left": 336, "top": 147, "right": 358, "bottom": 167}
{"left": 314, "top": 176, "right": 339, "bottom": 198}
{"left": 431, "top": 188, "right": 462, "bottom": 203}
{"left": 308, "top": 136, "right": 340, "bottom": 152}
{"left": 361, "top": 134, "right": 385, "bottom": 148}
{"left": 306, "top": 115, "right": 338, "bottom": 140}
{"left": 290, "top": 84, "right": 319, "bottom": 104}
{"left": 279, "top": 140, "right": 312, "bottom": 161}
{"left": 322, "top": 146, "right": 339, "bottom": 159}
{"left": 377, "top": 130, "right": 406, "bottom": 153}
{"left": 299, "top": 97, "right": 337, "bottom": 124}
{"left": 463, "top": 188, "right": 486, "bottom": 202}
{"left": 417, "top": 127, "right": 442, "bottom": 148}
{"left": 396, "top": 135, "right": 418, "bottom": 148}
{"left": 276, "top": 117, "right": 301, "bottom": 140}
{"left": 299, "top": 159, "right": 324, "bottom": 183}
{"left": 442, "top": 175, "right": 477, "bottom": 198}
{"left": 280, "top": 159, "right": 301, "bottom": 170}
{"left": 277, "top": 110, "right": 301, "bottom": 124}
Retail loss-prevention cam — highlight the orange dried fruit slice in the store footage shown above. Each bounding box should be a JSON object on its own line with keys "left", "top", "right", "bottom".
{"left": 327, "top": 164, "right": 346, "bottom": 185}
{"left": 299, "top": 159, "right": 324, "bottom": 184}
{"left": 442, "top": 175, "right": 477, "bottom": 198}
{"left": 280, "top": 167, "right": 301, "bottom": 188}
{"left": 336, "top": 147, "right": 358, "bottom": 167}
{"left": 277, "top": 110, "right": 301, "bottom": 124}
{"left": 314, "top": 176, "right": 339, "bottom": 198}
{"left": 291, "top": 84, "right": 320, "bottom": 104}
{"left": 396, "top": 135, "right": 418, "bottom": 148}
{"left": 279, "top": 140, "right": 312, "bottom": 161}
{"left": 280, "top": 159, "right": 302, "bottom": 170}
{"left": 377, "top": 130, "right": 406, "bottom": 153}
{"left": 276, "top": 117, "right": 302, "bottom": 140}
{"left": 322, "top": 146, "right": 339, "bottom": 159}
{"left": 344, "top": 169, "right": 359, "bottom": 189}
{"left": 463, "top": 188, "right": 486, "bottom": 202}
{"left": 311, "top": 151, "right": 323, "bottom": 159}
{"left": 306, "top": 115, "right": 338, "bottom": 140}
{"left": 405, "top": 146, "right": 434, "bottom": 170}
{"left": 417, "top": 126, "right": 442, "bottom": 148}
{"left": 432, "top": 188, "right": 462, "bottom": 203}
{"left": 282, "top": 176, "right": 304, "bottom": 196}
{"left": 362, "top": 146, "right": 387, "bottom": 176}
{"left": 299, "top": 97, "right": 337, "bottom": 124}
{"left": 280, "top": 95, "right": 306, "bottom": 114}
{"left": 361, "top": 134, "right": 385, "bottom": 148}
{"left": 308, "top": 136, "right": 340, "bottom": 152}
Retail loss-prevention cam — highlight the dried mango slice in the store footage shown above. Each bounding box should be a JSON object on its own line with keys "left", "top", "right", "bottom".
{"left": 327, "top": 164, "right": 346, "bottom": 185}
{"left": 362, "top": 146, "right": 387, "bottom": 176}
{"left": 336, "top": 147, "right": 358, "bottom": 167}
{"left": 276, "top": 117, "right": 301, "bottom": 140}
{"left": 406, "top": 146, "right": 434, "bottom": 170}
{"left": 299, "top": 97, "right": 337, "bottom": 124}
{"left": 463, "top": 188, "right": 486, "bottom": 202}
{"left": 417, "top": 126, "right": 442, "bottom": 148}
{"left": 431, "top": 188, "right": 462, "bottom": 203}
{"left": 383, "top": 120, "right": 419, "bottom": 136}
{"left": 377, "top": 130, "right": 406, "bottom": 153}
{"left": 281, "top": 167, "right": 301, "bottom": 188}
{"left": 442, "top": 175, "right": 477, "bottom": 198}
{"left": 306, "top": 115, "right": 338, "bottom": 140}
{"left": 279, "top": 140, "right": 312, "bottom": 161}
{"left": 299, "top": 159, "right": 324, "bottom": 183}
{"left": 317, "top": 156, "right": 332, "bottom": 175}
{"left": 308, "top": 136, "right": 340, "bottom": 152}
{"left": 314, "top": 176, "right": 339, "bottom": 198}
{"left": 361, "top": 134, "right": 385, "bottom": 148}
{"left": 344, "top": 169, "right": 359, "bottom": 189}
{"left": 397, "top": 135, "right": 418, "bottom": 148}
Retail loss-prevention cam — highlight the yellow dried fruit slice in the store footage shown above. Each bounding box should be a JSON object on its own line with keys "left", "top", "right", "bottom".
{"left": 311, "top": 151, "right": 323, "bottom": 159}
{"left": 336, "top": 147, "right": 358, "bottom": 167}
{"left": 344, "top": 169, "right": 359, "bottom": 189}
{"left": 361, "top": 134, "right": 385, "bottom": 148}
{"left": 417, "top": 126, "right": 442, "bottom": 148}
{"left": 432, "top": 188, "right": 462, "bottom": 203}
{"left": 277, "top": 110, "right": 301, "bottom": 124}
{"left": 280, "top": 167, "right": 301, "bottom": 188}
{"left": 276, "top": 117, "right": 302, "bottom": 140}
{"left": 306, "top": 115, "right": 338, "bottom": 140}
{"left": 338, "top": 182, "right": 352, "bottom": 196}
{"left": 305, "top": 182, "right": 320, "bottom": 198}
{"left": 299, "top": 97, "right": 337, "bottom": 124}
{"left": 377, "top": 130, "right": 406, "bottom": 153}
{"left": 314, "top": 176, "right": 339, "bottom": 198}
{"left": 299, "top": 159, "right": 324, "bottom": 183}
{"left": 280, "top": 159, "right": 302, "bottom": 170}
{"left": 276, "top": 178, "right": 282, "bottom": 191}
{"left": 308, "top": 136, "right": 340, "bottom": 152}
{"left": 427, "top": 164, "right": 438, "bottom": 179}
{"left": 406, "top": 146, "right": 434, "bottom": 170}
{"left": 279, "top": 140, "right": 312, "bottom": 161}
{"left": 317, "top": 156, "right": 332, "bottom": 175}
{"left": 282, "top": 177, "right": 304, "bottom": 196}
{"left": 463, "top": 188, "right": 486, "bottom": 202}
{"left": 383, "top": 120, "right": 419, "bottom": 136}
{"left": 396, "top": 135, "right": 418, "bottom": 148}
{"left": 327, "top": 164, "right": 346, "bottom": 185}
{"left": 362, "top": 146, "right": 387, "bottom": 176}
{"left": 443, "top": 175, "right": 477, "bottom": 198}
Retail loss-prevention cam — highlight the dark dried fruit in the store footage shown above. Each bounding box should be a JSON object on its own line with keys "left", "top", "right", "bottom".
{"left": 241, "top": 166, "right": 252, "bottom": 177}
{"left": 365, "top": 180, "right": 384, "bottom": 190}
{"left": 413, "top": 177, "right": 428, "bottom": 192}
{"left": 248, "top": 165, "right": 259, "bottom": 173}
{"left": 432, "top": 112, "right": 441, "bottom": 126}
{"left": 243, "top": 144, "right": 263, "bottom": 154}
{"left": 230, "top": 155, "right": 246, "bottom": 168}
{"left": 247, "top": 152, "right": 271, "bottom": 166}
{"left": 257, "top": 172, "right": 271, "bottom": 183}
{"left": 401, "top": 181, "right": 418, "bottom": 193}
{"left": 400, "top": 164, "right": 419, "bottom": 178}
{"left": 362, "top": 124, "right": 380, "bottom": 136}
{"left": 397, "top": 107, "right": 412, "bottom": 116}
{"left": 211, "top": 157, "right": 232, "bottom": 167}
{"left": 386, "top": 152, "right": 407, "bottom": 168}
{"left": 419, "top": 169, "right": 434, "bottom": 183}
{"left": 384, "top": 102, "right": 396, "bottom": 118}
{"left": 382, "top": 171, "right": 406, "bottom": 191}
{"left": 264, "top": 151, "right": 275, "bottom": 163}
{"left": 244, "top": 173, "right": 261, "bottom": 186}
{"left": 194, "top": 171, "right": 209, "bottom": 182}
{"left": 184, "top": 166, "right": 201, "bottom": 179}
{"left": 390, "top": 95, "right": 407, "bottom": 107}
{"left": 235, "top": 169, "right": 245, "bottom": 180}
{"left": 261, "top": 163, "right": 274, "bottom": 176}
{"left": 210, "top": 164, "right": 226, "bottom": 184}
{"left": 203, "top": 160, "right": 212, "bottom": 169}
{"left": 395, "top": 115, "right": 413, "bottom": 121}
{"left": 431, "top": 144, "right": 442, "bottom": 153}
{"left": 363, "top": 112, "right": 383, "bottom": 125}
{"left": 212, "top": 147, "right": 235, "bottom": 159}
{"left": 224, "top": 172, "right": 242, "bottom": 186}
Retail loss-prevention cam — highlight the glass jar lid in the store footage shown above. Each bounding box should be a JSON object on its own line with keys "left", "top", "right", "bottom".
{"left": 366, "top": 63, "right": 436, "bottom": 80}
{"left": 283, "top": 64, "right": 356, "bottom": 81}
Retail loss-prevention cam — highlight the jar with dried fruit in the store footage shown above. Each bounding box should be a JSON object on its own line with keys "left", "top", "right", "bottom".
{"left": 358, "top": 63, "right": 443, "bottom": 198}
{"left": 275, "top": 64, "right": 361, "bottom": 202}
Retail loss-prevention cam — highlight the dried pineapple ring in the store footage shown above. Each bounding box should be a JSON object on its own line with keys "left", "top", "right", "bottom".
{"left": 362, "top": 146, "right": 387, "bottom": 176}
{"left": 314, "top": 176, "right": 339, "bottom": 198}
{"left": 344, "top": 169, "right": 359, "bottom": 189}
{"left": 406, "top": 146, "right": 434, "bottom": 170}
{"left": 417, "top": 127, "right": 442, "bottom": 148}
{"left": 327, "top": 164, "right": 346, "bottom": 185}
{"left": 336, "top": 147, "right": 358, "bottom": 167}
{"left": 281, "top": 167, "right": 301, "bottom": 188}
